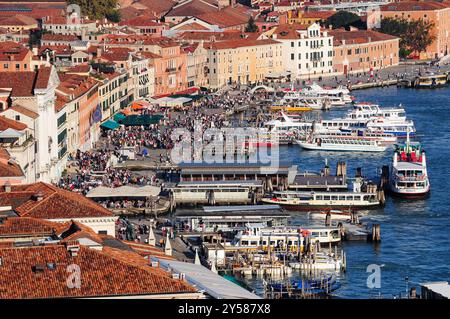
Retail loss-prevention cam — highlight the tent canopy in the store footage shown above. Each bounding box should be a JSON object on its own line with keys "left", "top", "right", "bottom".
{"left": 100, "top": 119, "right": 120, "bottom": 130}
{"left": 114, "top": 113, "right": 126, "bottom": 122}
{"left": 0, "top": 128, "right": 25, "bottom": 138}
{"left": 86, "top": 185, "right": 161, "bottom": 198}
{"left": 121, "top": 114, "right": 163, "bottom": 126}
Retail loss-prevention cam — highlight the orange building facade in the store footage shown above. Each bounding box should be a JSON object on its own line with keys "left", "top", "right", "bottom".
{"left": 380, "top": 1, "right": 450, "bottom": 59}
{"left": 0, "top": 42, "right": 33, "bottom": 72}
{"left": 331, "top": 29, "right": 400, "bottom": 75}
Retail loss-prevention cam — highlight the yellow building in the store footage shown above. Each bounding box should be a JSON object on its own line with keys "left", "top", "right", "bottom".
{"left": 204, "top": 39, "right": 284, "bottom": 88}
{"left": 287, "top": 10, "right": 336, "bottom": 25}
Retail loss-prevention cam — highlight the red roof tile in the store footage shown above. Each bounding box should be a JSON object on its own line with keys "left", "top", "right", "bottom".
{"left": 0, "top": 243, "right": 196, "bottom": 298}
{"left": 0, "top": 115, "right": 27, "bottom": 131}
{"left": 0, "top": 149, "right": 24, "bottom": 178}
{"left": 0, "top": 182, "right": 114, "bottom": 219}
{"left": 0, "top": 217, "right": 65, "bottom": 238}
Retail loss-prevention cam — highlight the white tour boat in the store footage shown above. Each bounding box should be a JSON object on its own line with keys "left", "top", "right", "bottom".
{"left": 261, "top": 180, "right": 382, "bottom": 210}
{"left": 389, "top": 134, "right": 430, "bottom": 198}
{"left": 296, "top": 135, "right": 387, "bottom": 152}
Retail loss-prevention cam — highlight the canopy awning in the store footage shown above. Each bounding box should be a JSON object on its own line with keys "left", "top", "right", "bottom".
{"left": 86, "top": 185, "right": 161, "bottom": 198}
{"left": 265, "top": 71, "right": 291, "bottom": 79}
{"left": 0, "top": 128, "right": 25, "bottom": 138}
{"left": 113, "top": 113, "right": 126, "bottom": 122}
{"left": 121, "top": 114, "right": 164, "bottom": 126}
{"left": 100, "top": 119, "right": 120, "bottom": 130}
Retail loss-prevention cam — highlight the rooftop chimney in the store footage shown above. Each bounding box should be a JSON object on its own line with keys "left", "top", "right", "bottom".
{"left": 66, "top": 242, "right": 80, "bottom": 257}
{"left": 33, "top": 191, "right": 44, "bottom": 202}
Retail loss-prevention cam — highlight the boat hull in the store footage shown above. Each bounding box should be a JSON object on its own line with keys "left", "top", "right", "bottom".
{"left": 388, "top": 187, "right": 430, "bottom": 199}
{"left": 260, "top": 200, "right": 381, "bottom": 211}
{"left": 296, "top": 140, "right": 386, "bottom": 152}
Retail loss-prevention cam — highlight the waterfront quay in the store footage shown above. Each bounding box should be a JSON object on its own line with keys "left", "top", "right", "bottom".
{"left": 54, "top": 71, "right": 447, "bottom": 299}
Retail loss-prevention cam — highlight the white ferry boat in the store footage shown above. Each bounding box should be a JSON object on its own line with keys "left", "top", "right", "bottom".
{"left": 312, "top": 130, "right": 397, "bottom": 146}
{"left": 296, "top": 136, "right": 387, "bottom": 152}
{"left": 301, "top": 83, "right": 353, "bottom": 105}
{"left": 365, "top": 118, "right": 416, "bottom": 138}
{"left": 347, "top": 103, "right": 407, "bottom": 122}
{"left": 264, "top": 112, "right": 313, "bottom": 143}
{"left": 389, "top": 135, "right": 430, "bottom": 198}
{"left": 261, "top": 181, "right": 381, "bottom": 210}
{"left": 229, "top": 225, "right": 341, "bottom": 251}
{"left": 276, "top": 93, "right": 331, "bottom": 110}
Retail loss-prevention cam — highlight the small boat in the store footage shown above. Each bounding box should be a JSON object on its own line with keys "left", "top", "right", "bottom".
{"left": 309, "top": 210, "right": 353, "bottom": 221}
{"left": 389, "top": 131, "right": 430, "bottom": 198}
{"left": 268, "top": 274, "right": 341, "bottom": 294}
{"left": 296, "top": 136, "right": 387, "bottom": 152}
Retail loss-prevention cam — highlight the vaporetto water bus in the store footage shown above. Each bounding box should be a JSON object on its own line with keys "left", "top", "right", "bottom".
{"left": 261, "top": 181, "right": 382, "bottom": 210}
{"left": 296, "top": 135, "right": 387, "bottom": 152}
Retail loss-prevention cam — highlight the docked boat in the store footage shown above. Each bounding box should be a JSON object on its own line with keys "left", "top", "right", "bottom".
{"left": 261, "top": 180, "right": 382, "bottom": 210}
{"left": 264, "top": 112, "right": 313, "bottom": 143}
{"left": 414, "top": 72, "right": 448, "bottom": 88}
{"left": 289, "top": 252, "right": 345, "bottom": 272}
{"left": 228, "top": 225, "right": 342, "bottom": 250}
{"left": 276, "top": 92, "right": 331, "bottom": 110}
{"left": 296, "top": 135, "right": 387, "bottom": 152}
{"left": 312, "top": 130, "right": 397, "bottom": 146}
{"left": 268, "top": 274, "right": 342, "bottom": 294}
{"left": 347, "top": 103, "right": 407, "bottom": 122}
{"left": 389, "top": 134, "right": 430, "bottom": 198}
{"left": 301, "top": 83, "right": 353, "bottom": 105}
{"left": 308, "top": 210, "right": 354, "bottom": 221}
{"left": 365, "top": 118, "right": 416, "bottom": 138}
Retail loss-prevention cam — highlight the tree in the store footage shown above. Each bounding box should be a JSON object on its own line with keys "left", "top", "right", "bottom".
{"left": 379, "top": 17, "right": 435, "bottom": 58}
{"left": 405, "top": 19, "right": 435, "bottom": 55}
{"left": 68, "top": 0, "right": 120, "bottom": 21}
{"left": 245, "top": 16, "right": 258, "bottom": 33}
{"left": 325, "top": 11, "right": 361, "bottom": 29}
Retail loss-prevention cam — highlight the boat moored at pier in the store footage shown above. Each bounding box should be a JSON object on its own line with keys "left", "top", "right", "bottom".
{"left": 389, "top": 136, "right": 430, "bottom": 198}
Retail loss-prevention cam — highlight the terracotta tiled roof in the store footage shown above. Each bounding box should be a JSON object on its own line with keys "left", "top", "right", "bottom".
{"left": 41, "top": 34, "right": 79, "bottom": 42}
{"left": 177, "top": 30, "right": 259, "bottom": 41}
{"left": 0, "top": 243, "right": 196, "bottom": 298}
{"left": 0, "top": 71, "right": 36, "bottom": 97}
{"left": 271, "top": 23, "right": 310, "bottom": 40}
{"left": 35, "top": 66, "right": 52, "bottom": 89}
{"left": 8, "top": 105, "right": 39, "bottom": 120}
{"left": 330, "top": 29, "right": 399, "bottom": 46}
{"left": 119, "top": 15, "right": 161, "bottom": 26}
{"left": 0, "top": 217, "right": 66, "bottom": 238}
{"left": 0, "top": 115, "right": 27, "bottom": 131}
{"left": 204, "top": 38, "right": 280, "bottom": 50}
{"left": 166, "top": 0, "right": 218, "bottom": 17}
{"left": 0, "top": 14, "right": 38, "bottom": 26}
{"left": 0, "top": 182, "right": 114, "bottom": 219}
{"left": 302, "top": 10, "right": 335, "bottom": 19}
{"left": 39, "top": 45, "right": 73, "bottom": 56}
{"left": 0, "top": 41, "right": 31, "bottom": 62}
{"left": 99, "top": 47, "right": 132, "bottom": 62}
{"left": 197, "top": 7, "right": 250, "bottom": 28}
{"left": 56, "top": 73, "right": 98, "bottom": 100}
{"left": 381, "top": 1, "right": 450, "bottom": 11}
{"left": 0, "top": 149, "right": 24, "bottom": 178}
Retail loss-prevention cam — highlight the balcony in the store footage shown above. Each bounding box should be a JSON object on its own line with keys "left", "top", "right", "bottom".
{"left": 166, "top": 67, "right": 177, "bottom": 73}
